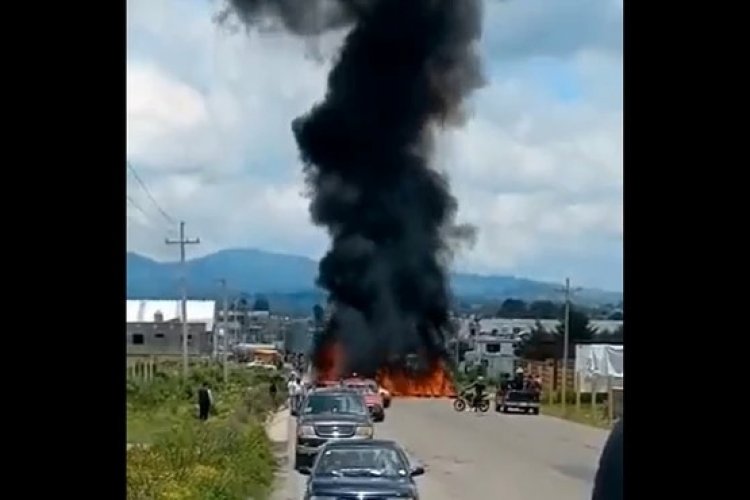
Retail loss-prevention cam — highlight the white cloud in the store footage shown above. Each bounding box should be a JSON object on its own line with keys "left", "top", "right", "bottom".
{"left": 126, "top": 0, "right": 623, "bottom": 290}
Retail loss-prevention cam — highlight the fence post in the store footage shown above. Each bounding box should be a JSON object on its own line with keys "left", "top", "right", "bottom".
{"left": 591, "top": 375, "right": 597, "bottom": 415}
{"left": 607, "top": 376, "right": 613, "bottom": 424}
{"left": 575, "top": 370, "right": 582, "bottom": 411}
{"left": 547, "top": 366, "right": 554, "bottom": 405}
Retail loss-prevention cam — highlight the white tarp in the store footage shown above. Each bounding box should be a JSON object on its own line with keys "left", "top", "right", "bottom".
{"left": 575, "top": 344, "right": 623, "bottom": 393}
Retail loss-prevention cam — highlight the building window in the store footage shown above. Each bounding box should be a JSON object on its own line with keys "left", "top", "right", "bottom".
{"left": 512, "top": 327, "right": 522, "bottom": 334}
{"left": 155, "top": 333, "right": 165, "bottom": 339}
{"left": 486, "top": 343, "right": 501, "bottom": 353}
{"left": 132, "top": 334, "right": 144, "bottom": 345}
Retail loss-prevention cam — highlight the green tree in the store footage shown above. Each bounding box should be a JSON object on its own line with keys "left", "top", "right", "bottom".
{"left": 253, "top": 295, "right": 270, "bottom": 311}
{"left": 514, "top": 320, "right": 559, "bottom": 360}
{"left": 516, "top": 309, "right": 599, "bottom": 360}
{"left": 556, "top": 308, "right": 598, "bottom": 356}
{"left": 599, "top": 324, "right": 623, "bottom": 343}
{"left": 497, "top": 298, "right": 528, "bottom": 318}
{"left": 528, "top": 300, "right": 561, "bottom": 319}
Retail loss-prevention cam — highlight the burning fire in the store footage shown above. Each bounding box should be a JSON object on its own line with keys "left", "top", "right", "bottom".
{"left": 313, "top": 342, "right": 456, "bottom": 397}
{"left": 376, "top": 362, "right": 456, "bottom": 398}
{"left": 314, "top": 342, "right": 345, "bottom": 381}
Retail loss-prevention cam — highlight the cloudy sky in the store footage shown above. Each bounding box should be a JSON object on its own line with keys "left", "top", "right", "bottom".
{"left": 126, "top": 0, "right": 623, "bottom": 291}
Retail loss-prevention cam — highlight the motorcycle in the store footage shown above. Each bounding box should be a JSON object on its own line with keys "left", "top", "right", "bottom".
{"left": 453, "top": 392, "right": 490, "bottom": 412}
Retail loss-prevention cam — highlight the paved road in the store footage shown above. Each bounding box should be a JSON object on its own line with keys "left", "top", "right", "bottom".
{"left": 269, "top": 399, "right": 609, "bottom": 500}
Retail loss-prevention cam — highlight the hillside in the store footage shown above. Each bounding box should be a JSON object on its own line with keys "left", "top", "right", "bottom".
{"left": 126, "top": 249, "right": 622, "bottom": 313}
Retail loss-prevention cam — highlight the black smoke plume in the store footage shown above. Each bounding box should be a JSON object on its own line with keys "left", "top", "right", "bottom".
{"left": 220, "top": 0, "right": 485, "bottom": 377}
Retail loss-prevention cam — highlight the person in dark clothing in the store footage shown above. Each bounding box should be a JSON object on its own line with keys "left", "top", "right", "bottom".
{"left": 269, "top": 380, "right": 278, "bottom": 407}
{"left": 197, "top": 382, "right": 213, "bottom": 421}
{"left": 462, "top": 376, "right": 487, "bottom": 411}
{"left": 592, "top": 418, "right": 623, "bottom": 500}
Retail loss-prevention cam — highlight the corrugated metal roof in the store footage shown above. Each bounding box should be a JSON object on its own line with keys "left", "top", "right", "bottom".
{"left": 126, "top": 300, "right": 216, "bottom": 331}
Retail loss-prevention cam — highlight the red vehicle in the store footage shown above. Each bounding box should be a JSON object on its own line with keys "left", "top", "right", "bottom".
{"left": 342, "top": 377, "right": 386, "bottom": 422}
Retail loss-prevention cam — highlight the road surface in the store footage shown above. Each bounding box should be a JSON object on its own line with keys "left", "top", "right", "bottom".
{"left": 268, "top": 399, "right": 609, "bottom": 500}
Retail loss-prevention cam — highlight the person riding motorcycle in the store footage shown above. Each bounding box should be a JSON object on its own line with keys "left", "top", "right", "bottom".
{"left": 462, "top": 376, "right": 487, "bottom": 411}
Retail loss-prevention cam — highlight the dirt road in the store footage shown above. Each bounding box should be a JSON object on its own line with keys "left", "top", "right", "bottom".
{"left": 269, "top": 399, "right": 609, "bottom": 500}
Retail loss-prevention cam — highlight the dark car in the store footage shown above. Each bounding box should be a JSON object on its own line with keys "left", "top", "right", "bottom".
{"left": 301, "top": 439, "right": 425, "bottom": 500}
{"left": 294, "top": 388, "right": 375, "bottom": 470}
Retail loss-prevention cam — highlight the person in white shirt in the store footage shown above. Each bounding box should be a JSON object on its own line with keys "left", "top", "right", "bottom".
{"left": 287, "top": 377, "right": 302, "bottom": 412}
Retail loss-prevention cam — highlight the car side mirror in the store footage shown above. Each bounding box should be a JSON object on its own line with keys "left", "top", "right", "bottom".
{"left": 410, "top": 466, "right": 425, "bottom": 477}
{"left": 298, "top": 466, "right": 311, "bottom": 476}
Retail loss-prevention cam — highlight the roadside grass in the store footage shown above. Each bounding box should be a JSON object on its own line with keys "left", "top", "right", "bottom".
{"left": 126, "top": 362, "right": 287, "bottom": 500}
{"left": 542, "top": 403, "right": 613, "bottom": 429}
{"left": 127, "top": 402, "right": 187, "bottom": 445}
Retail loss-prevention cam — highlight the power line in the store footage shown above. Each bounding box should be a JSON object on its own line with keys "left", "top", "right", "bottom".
{"left": 126, "top": 195, "right": 150, "bottom": 221}
{"left": 126, "top": 195, "right": 178, "bottom": 240}
{"left": 127, "top": 161, "right": 176, "bottom": 225}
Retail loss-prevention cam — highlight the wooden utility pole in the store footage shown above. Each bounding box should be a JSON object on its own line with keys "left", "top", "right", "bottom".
{"left": 166, "top": 221, "right": 200, "bottom": 378}
{"left": 559, "top": 277, "right": 581, "bottom": 412}
{"left": 219, "top": 278, "right": 229, "bottom": 384}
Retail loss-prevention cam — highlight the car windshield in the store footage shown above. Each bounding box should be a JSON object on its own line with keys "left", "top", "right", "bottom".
{"left": 346, "top": 383, "right": 374, "bottom": 394}
{"left": 314, "top": 447, "right": 408, "bottom": 478}
{"left": 303, "top": 394, "right": 367, "bottom": 415}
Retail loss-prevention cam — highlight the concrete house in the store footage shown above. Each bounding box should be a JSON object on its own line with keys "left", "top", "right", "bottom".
{"left": 126, "top": 300, "right": 217, "bottom": 357}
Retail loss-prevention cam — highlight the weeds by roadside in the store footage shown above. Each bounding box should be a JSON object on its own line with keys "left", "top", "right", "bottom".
{"left": 127, "top": 362, "right": 287, "bottom": 500}
{"left": 542, "top": 403, "right": 613, "bottom": 429}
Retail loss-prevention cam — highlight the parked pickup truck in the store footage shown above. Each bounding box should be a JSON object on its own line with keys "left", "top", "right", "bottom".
{"left": 292, "top": 388, "right": 374, "bottom": 470}
{"left": 496, "top": 389, "right": 540, "bottom": 415}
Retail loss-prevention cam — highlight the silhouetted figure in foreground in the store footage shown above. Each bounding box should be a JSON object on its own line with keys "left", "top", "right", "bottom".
{"left": 197, "top": 382, "right": 213, "bottom": 421}
{"left": 592, "top": 418, "right": 623, "bottom": 500}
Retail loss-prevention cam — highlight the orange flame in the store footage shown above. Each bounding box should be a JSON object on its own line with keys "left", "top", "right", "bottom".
{"left": 314, "top": 342, "right": 345, "bottom": 381}
{"left": 313, "top": 342, "right": 456, "bottom": 397}
{"left": 376, "top": 362, "right": 456, "bottom": 398}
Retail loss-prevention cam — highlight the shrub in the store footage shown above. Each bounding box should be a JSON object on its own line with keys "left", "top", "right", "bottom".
{"left": 127, "top": 421, "right": 275, "bottom": 500}
{"left": 127, "top": 362, "right": 283, "bottom": 499}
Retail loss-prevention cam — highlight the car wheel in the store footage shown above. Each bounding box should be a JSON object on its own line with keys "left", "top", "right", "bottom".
{"left": 531, "top": 408, "right": 540, "bottom": 415}
{"left": 294, "top": 453, "right": 306, "bottom": 471}
{"left": 501, "top": 406, "right": 508, "bottom": 413}
{"left": 495, "top": 404, "right": 502, "bottom": 412}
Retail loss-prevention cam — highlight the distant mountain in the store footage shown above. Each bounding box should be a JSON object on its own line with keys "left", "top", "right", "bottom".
{"left": 126, "top": 248, "right": 622, "bottom": 314}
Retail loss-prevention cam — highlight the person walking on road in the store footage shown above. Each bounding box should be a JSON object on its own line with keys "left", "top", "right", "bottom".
{"left": 197, "top": 382, "right": 213, "bottom": 421}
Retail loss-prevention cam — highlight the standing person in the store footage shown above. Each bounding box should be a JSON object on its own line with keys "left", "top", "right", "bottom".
{"left": 287, "top": 376, "right": 301, "bottom": 412}
{"left": 197, "top": 382, "right": 213, "bottom": 421}
{"left": 269, "top": 379, "right": 278, "bottom": 407}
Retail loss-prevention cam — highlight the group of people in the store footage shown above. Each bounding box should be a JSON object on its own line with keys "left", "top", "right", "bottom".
{"left": 195, "top": 372, "right": 295, "bottom": 422}
{"left": 499, "top": 367, "right": 542, "bottom": 394}
{"left": 286, "top": 372, "right": 310, "bottom": 412}
{"left": 460, "top": 367, "right": 543, "bottom": 410}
